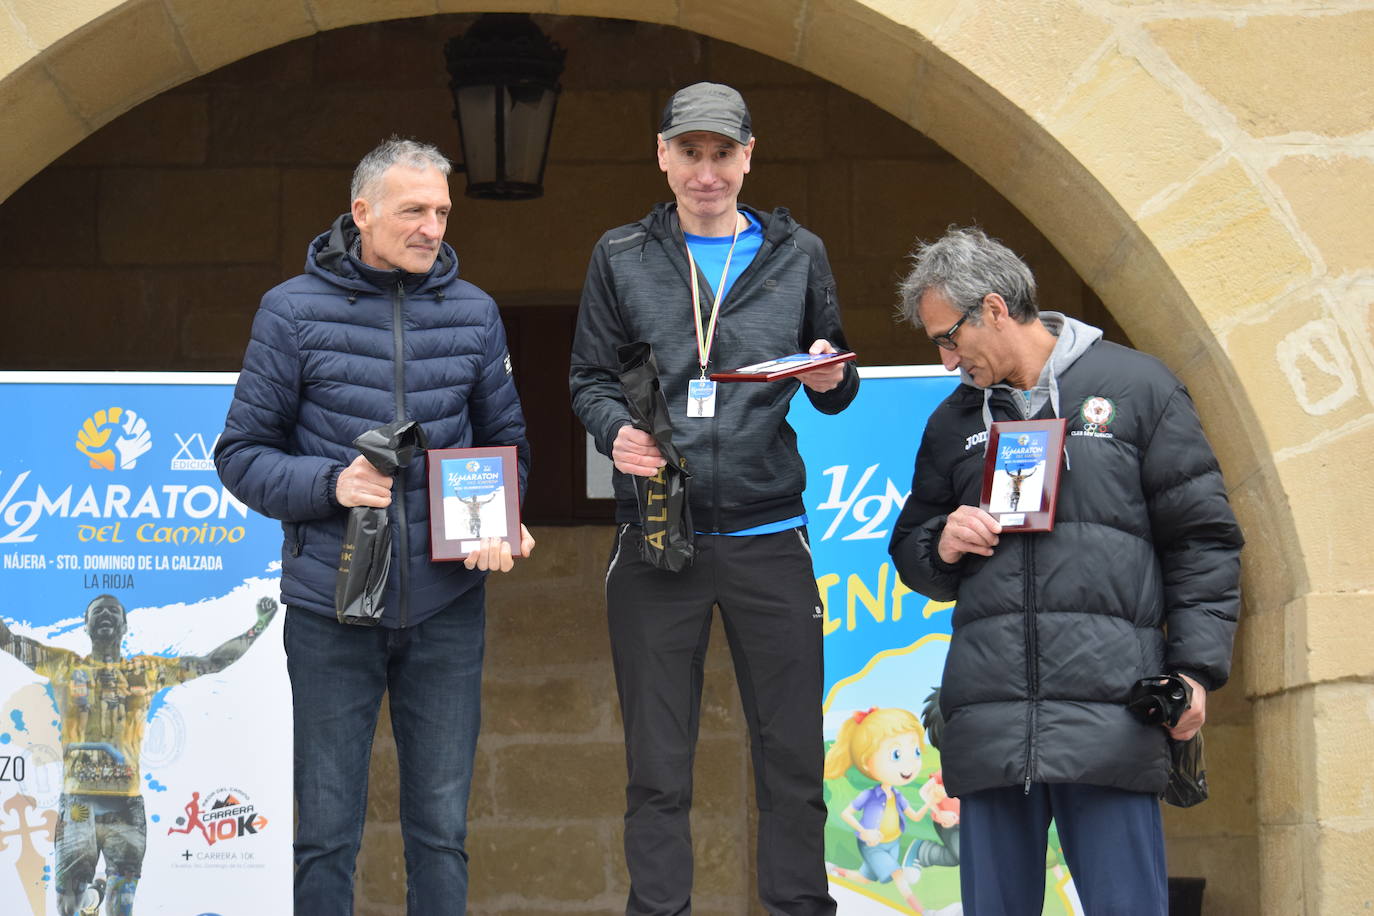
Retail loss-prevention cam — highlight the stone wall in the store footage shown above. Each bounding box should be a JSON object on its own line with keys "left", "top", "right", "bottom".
{"left": 435, "top": 526, "right": 760, "bottom": 914}
{"left": 0, "top": 15, "right": 1110, "bottom": 374}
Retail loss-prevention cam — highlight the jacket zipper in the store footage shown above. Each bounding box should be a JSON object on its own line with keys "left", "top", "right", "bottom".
{"left": 710, "top": 411, "right": 721, "bottom": 533}
{"left": 686, "top": 253, "right": 726, "bottom": 534}
{"left": 392, "top": 281, "right": 409, "bottom": 627}
{"left": 681, "top": 227, "right": 772, "bottom": 534}
{"left": 1022, "top": 535, "right": 1039, "bottom": 794}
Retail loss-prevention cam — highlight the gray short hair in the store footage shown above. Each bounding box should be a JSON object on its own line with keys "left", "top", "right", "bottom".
{"left": 351, "top": 136, "right": 452, "bottom": 205}
{"left": 897, "top": 226, "right": 1038, "bottom": 329}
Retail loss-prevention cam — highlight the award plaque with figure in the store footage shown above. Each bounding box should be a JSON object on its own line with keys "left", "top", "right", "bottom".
{"left": 980, "top": 419, "right": 1068, "bottom": 532}
{"left": 427, "top": 446, "right": 522, "bottom": 560}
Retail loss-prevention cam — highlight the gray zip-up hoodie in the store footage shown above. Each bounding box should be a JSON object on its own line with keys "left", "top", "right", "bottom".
{"left": 971, "top": 312, "right": 1104, "bottom": 433}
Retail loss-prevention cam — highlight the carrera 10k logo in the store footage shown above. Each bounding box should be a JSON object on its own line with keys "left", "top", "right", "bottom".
{"left": 167, "top": 787, "right": 268, "bottom": 846}
{"left": 74, "top": 406, "right": 153, "bottom": 471}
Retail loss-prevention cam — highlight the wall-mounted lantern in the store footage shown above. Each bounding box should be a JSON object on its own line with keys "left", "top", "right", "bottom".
{"left": 444, "top": 14, "right": 566, "bottom": 200}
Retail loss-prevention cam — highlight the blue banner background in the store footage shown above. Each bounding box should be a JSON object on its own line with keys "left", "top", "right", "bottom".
{"left": 0, "top": 372, "right": 291, "bottom": 916}
{"left": 0, "top": 378, "right": 275, "bottom": 611}
{"left": 792, "top": 368, "right": 1082, "bottom": 916}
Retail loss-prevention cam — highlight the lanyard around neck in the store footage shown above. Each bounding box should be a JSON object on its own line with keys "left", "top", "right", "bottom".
{"left": 685, "top": 215, "right": 742, "bottom": 378}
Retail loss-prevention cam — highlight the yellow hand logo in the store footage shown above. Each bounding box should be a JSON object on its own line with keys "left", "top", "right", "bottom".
{"left": 74, "top": 407, "right": 125, "bottom": 471}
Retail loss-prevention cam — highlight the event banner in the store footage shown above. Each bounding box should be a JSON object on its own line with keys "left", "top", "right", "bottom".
{"left": 791, "top": 367, "right": 1084, "bottom": 916}
{"left": 0, "top": 373, "right": 290, "bottom": 915}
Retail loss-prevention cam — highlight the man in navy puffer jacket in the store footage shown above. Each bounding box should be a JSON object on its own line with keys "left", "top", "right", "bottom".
{"left": 216, "top": 137, "right": 532, "bottom": 915}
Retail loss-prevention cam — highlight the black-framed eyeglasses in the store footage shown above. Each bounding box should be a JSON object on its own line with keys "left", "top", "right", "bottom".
{"left": 929, "top": 313, "right": 970, "bottom": 351}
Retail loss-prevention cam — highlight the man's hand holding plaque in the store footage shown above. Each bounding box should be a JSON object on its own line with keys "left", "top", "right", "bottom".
{"left": 978, "top": 419, "right": 1068, "bottom": 532}
{"left": 462, "top": 524, "right": 537, "bottom": 573}
{"left": 708, "top": 340, "right": 856, "bottom": 383}
{"left": 938, "top": 505, "right": 1004, "bottom": 564}
{"left": 796, "top": 338, "right": 847, "bottom": 393}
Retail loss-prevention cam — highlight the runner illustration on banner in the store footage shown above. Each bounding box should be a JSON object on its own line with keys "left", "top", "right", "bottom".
{"left": 0, "top": 374, "right": 292, "bottom": 916}
{"left": 0, "top": 594, "right": 275, "bottom": 915}
{"left": 823, "top": 706, "right": 952, "bottom": 915}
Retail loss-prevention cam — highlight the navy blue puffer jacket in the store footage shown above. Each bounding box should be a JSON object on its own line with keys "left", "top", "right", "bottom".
{"left": 216, "top": 215, "right": 528, "bottom": 628}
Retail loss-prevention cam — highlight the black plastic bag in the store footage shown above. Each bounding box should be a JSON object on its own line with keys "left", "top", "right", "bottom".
{"left": 335, "top": 419, "right": 429, "bottom": 626}
{"left": 617, "top": 342, "right": 694, "bottom": 572}
{"left": 1163, "top": 732, "right": 1208, "bottom": 808}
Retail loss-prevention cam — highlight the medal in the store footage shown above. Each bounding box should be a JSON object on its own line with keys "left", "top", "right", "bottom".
{"left": 687, "top": 378, "right": 717, "bottom": 418}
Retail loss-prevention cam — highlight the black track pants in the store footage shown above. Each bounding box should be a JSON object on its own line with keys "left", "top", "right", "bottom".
{"left": 605, "top": 524, "right": 837, "bottom": 916}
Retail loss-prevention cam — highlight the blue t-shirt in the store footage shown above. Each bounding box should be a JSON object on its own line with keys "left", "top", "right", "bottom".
{"left": 684, "top": 210, "right": 763, "bottom": 307}
{"left": 698, "top": 515, "right": 808, "bottom": 537}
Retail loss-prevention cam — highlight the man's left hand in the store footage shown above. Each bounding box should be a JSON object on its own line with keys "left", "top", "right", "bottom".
{"left": 462, "top": 524, "right": 536, "bottom": 573}
{"left": 796, "top": 339, "right": 845, "bottom": 393}
{"left": 1167, "top": 673, "right": 1207, "bottom": 741}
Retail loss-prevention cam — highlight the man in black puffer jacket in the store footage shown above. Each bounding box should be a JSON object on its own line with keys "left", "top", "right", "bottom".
{"left": 216, "top": 137, "right": 532, "bottom": 916}
{"left": 888, "top": 227, "right": 1242, "bottom": 915}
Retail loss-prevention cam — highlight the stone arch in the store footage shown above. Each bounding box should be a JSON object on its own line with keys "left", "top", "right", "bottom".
{"left": 4, "top": 2, "right": 1370, "bottom": 914}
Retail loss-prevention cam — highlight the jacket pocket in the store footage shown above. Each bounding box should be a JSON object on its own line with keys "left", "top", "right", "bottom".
{"left": 285, "top": 522, "right": 303, "bottom": 558}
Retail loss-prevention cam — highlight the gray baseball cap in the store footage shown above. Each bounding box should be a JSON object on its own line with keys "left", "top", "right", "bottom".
{"left": 659, "top": 82, "right": 753, "bottom": 144}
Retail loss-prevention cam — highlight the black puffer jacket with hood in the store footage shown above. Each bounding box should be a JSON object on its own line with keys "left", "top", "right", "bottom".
{"left": 889, "top": 314, "right": 1242, "bottom": 797}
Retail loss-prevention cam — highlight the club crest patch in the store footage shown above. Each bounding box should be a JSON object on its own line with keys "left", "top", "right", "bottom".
{"left": 1073, "top": 396, "right": 1117, "bottom": 439}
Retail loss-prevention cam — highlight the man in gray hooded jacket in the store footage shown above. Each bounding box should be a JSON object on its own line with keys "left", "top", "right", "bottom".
{"left": 571, "top": 82, "right": 855, "bottom": 915}
{"left": 888, "top": 227, "right": 1242, "bottom": 915}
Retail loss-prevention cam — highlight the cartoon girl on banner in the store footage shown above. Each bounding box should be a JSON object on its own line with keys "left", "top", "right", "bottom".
{"left": 824, "top": 707, "right": 932, "bottom": 914}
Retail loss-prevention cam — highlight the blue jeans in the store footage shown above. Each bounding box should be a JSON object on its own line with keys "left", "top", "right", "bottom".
{"left": 284, "top": 586, "right": 485, "bottom": 915}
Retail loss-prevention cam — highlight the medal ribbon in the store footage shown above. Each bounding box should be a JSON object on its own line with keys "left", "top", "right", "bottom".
{"left": 686, "top": 215, "right": 742, "bottom": 379}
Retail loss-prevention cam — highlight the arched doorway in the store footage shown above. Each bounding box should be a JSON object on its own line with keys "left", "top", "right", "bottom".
{"left": 4, "top": 3, "right": 1370, "bottom": 914}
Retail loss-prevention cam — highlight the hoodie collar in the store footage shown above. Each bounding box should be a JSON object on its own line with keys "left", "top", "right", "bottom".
{"left": 968, "top": 311, "right": 1103, "bottom": 434}
{"left": 307, "top": 213, "right": 459, "bottom": 294}
{"left": 646, "top": 201, "right": 795, "bottom": 249}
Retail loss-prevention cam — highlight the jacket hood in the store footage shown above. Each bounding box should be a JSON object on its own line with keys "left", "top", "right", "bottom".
{"left": 964, "top": 311, "right": 1103, "bottom": 431}
{"left": 1039, "top": 312, "right": 1103, "bottom": 381}
{"left": 306, "top": 213, "right": 459, "bottom": 294}
{"left": 640, "top": 201, "right": 800, "bottom": 249}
